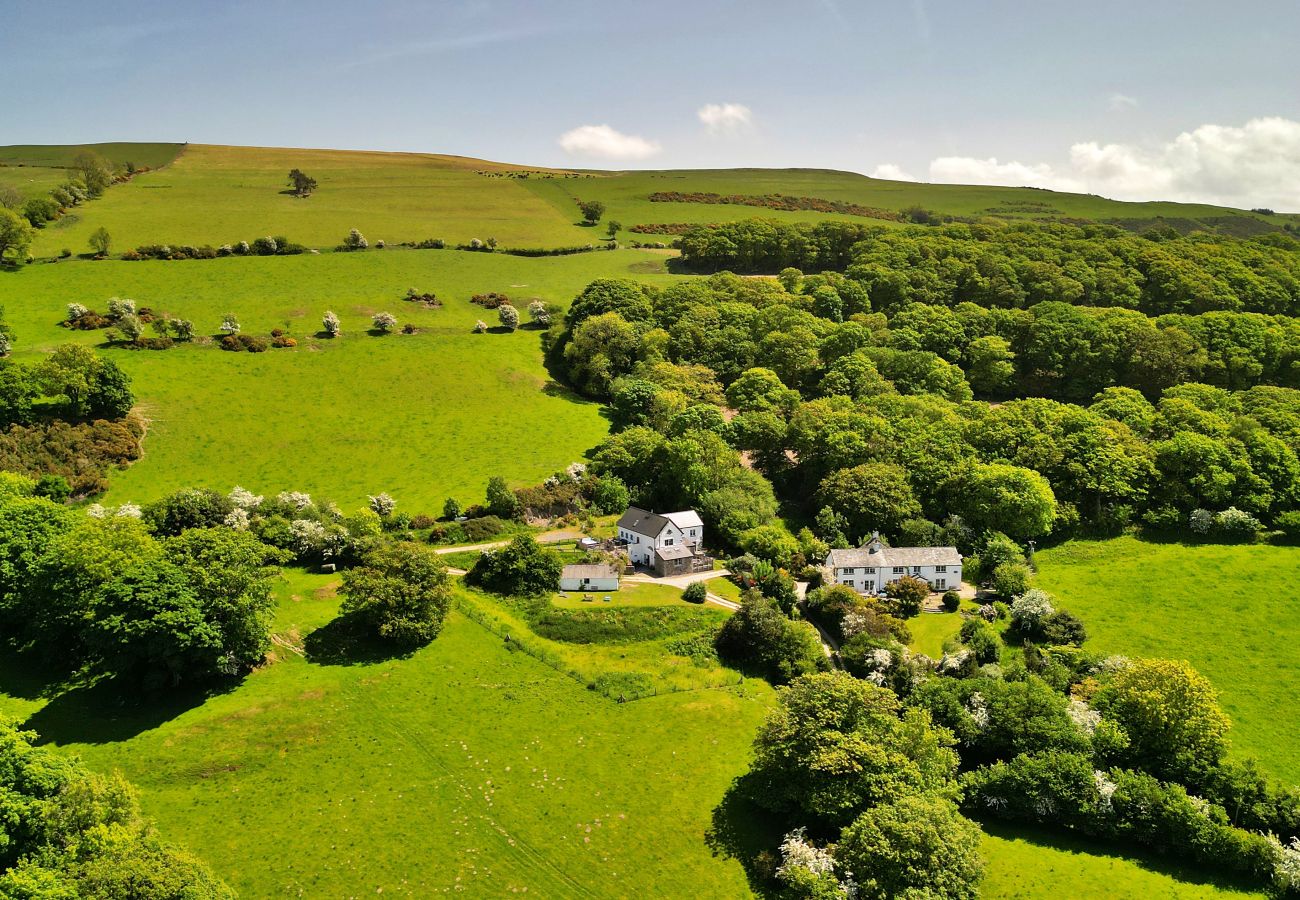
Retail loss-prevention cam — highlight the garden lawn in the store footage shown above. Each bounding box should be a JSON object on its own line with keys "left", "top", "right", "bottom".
{"left": 1034, "top": 536, "right": 1300, "bottom": 783}
{"left": 28, "top": 143, "right": 592, "bottom": 255}
{"left": 0, "top": 570, "right": 772, "bottom": 897}
{"left": 908, "top": 609, "right": 966, "bottom": 658}
{"left": 0, "top": 248, "right": 680, "bottom": 513}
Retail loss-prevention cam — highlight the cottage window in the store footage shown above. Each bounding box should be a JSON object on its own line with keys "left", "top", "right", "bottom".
{"left": 935, "top": 565, "right": 947, "bottom": 573}
{"left": 912, "top": 566, "right": 921, "bottom": 575}
{"left": 842, "top": 567, "right": 855, "bottom": 575}
{"left": 844, "top": 580, "right": 854, "bottom": 588}
{"left": 865, "top": 567, "right": 875, "bottom": 574}
{"left": 935, "top": 579, "right": 946, "bottom": 590}
{"left": 665, "top": 538, "right": 674, "bottom": 546}
{"left": 892, "top": 566, "right": 904, "bottom": 575}
{"left": 865, "top": 581, "right": 875, "bottom": 591}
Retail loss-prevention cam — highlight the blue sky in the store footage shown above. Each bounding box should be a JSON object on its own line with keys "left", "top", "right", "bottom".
{"left": 5, "top": 0, "right": 1300, "bottom": 207}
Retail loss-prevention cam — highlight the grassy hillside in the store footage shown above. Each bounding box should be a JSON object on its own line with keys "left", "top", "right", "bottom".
{"left": 25, "top": 144, "right": 593, "bottom": 255}
{"left": 0, "top": 143, "right": 183, "bottom": 204}
{"left": 0, "top": 142, "right": 183, "bottom": 169}
{"left": 0, "top": 248, "right": 681, "bottom": 511}
{"left": 10, "top": 141, "right": 1293, "bottom": 259}
{"left": 0, "top": 569, "right": 1262, "bottom": 898}
{"left": 1034, "top": 537, "right": 1300, "bottom": 784}
{"left": 526, "top": 166, "right": 1293, "bottom": 237}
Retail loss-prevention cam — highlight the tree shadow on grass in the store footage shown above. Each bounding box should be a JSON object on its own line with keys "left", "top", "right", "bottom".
{"left": 705, "top": 775, "right": 787, "bottom": 899}
{"left": 20, "top": 674, "right": 235, "bottom": 746}
{"left": 978, "top": 819, "right": 1265, "bottom": 894}
{"left": 303, "top": 614, "right": 420, "bottom": 666}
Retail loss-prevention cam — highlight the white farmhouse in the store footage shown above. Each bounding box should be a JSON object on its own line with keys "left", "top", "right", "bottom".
{"left": 824, "top": 533, "right": 962, "bottom": 595}
{"left": 616, "top": 507, "right": 711, "bottom": 577}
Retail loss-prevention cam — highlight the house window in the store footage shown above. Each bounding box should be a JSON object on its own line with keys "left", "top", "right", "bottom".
{"left": 892, "top": 566, "right": 904, "bottom": 575}
{"left": 912, "top": 566, "right": 921, "bottom": 575}
{"left": 935, "top": 565, "right": 947, "bottom": 573}
{"left": 935, "top": 579, "right": 946, "bottom": 590}
{"left": 865, "top": 581, "right": 875, "bottom": 591}
{"left": 665, "top": 538, "right": 674, "bottom": 546}
{"left": 842, "top": 567, "right": 855, "bottom": 575}
{"left": 689, "top": 529, "right": 696, "bottom": 536}
{"left": 844, "top": 580, "right": 854, "bottom": 589}
{"left": 865, "top": 567, "right": 875, "bottom": 574}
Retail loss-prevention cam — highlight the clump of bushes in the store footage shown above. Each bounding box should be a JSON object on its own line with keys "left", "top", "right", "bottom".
{"left": 1189, "top": 507, "right": 1262, "bottom": 541}
{"left": 404, "top": 287, "right": 440, "bottom": 307}
{"left": 124, "top": 235, "right": 303, "bottom": 260}
{"left": 338, "top": 228, "right": 368, "bottom": 251}
{"left": 220, "top": 334, "right": 270, "bottom": 353}
{"left": 470, "top": 292, "right": 510, "bottom": 309}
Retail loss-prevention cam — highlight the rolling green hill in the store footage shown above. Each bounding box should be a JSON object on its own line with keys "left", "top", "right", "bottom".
{"left": 0, "top": 140, "right": 1295, "bottom": 899}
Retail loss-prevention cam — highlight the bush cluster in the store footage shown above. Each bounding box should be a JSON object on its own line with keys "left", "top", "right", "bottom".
{"left": 648, "top": 191, "right": 902, "bottom": 222}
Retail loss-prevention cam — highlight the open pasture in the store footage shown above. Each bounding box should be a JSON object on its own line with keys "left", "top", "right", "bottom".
{"left": 1035, "top": 536, "right": 1300, "bottom": 783}
{"left": 0, "top": 247, "right": 680, "bottom": 512}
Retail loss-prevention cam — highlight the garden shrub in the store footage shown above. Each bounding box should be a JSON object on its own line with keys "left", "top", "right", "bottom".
{"left": 461, "top": 515, "right": 506, "bottom": 542}
{"left": 942, "top": 590, "right": 961, "bottom": 612}
{"left": 682, "top": 581, "right": 707, "bottom": 603}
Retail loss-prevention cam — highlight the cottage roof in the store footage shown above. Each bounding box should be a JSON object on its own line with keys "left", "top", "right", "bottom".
{"left": 663, "top": 510, "right": 704, "bottom": 531}
{"left": 655, "top": 545, "right": 695, "bottom": 561}
{"left": 561, "top": 564, "right": 620, "bottom": 580}
{"left": 825, "top": 544, "right": 961, "bottom": 569}
{"left": 617, "top": 506, "right": 670, "bottom": 538}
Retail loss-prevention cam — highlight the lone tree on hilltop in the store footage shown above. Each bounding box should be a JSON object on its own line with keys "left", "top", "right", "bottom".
{"left": 578, "top": 200, "right": 605, "bottom": 225}
{"left": 288, "top": 168, "right": 317, "bottom": 197}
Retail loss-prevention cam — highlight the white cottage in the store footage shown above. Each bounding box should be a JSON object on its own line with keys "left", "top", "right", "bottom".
{"left": 560, "top": 564, "right": 621, "bottom": 592}
{"left": 616, "top": 507, "right": 710, "bottom": 576}
{"left": 824, "top": 533, "right": 962, "bottom": 595}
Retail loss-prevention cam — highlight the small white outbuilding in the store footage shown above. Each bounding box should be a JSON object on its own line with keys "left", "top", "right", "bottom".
{"left": 560, "top": 564, "right": 621, "bottom": 592}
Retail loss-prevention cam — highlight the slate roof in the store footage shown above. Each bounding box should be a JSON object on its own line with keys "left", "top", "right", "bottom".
{"left": 663, "top": 510, "right": 704, "bottom": 531}
{"left": 561, "top": 564, "right": 620, "bottom": 580}
{"left": 617, "top": 507, "right": 670, "bottom": 539}
{"left": 825, "top": 542, "right": 961, "bottom": 570}
{"left": 655, "top": 545, "right": 696, "bottom": 561}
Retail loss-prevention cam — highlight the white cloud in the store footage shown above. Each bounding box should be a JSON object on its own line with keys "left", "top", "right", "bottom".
{"left": 929, "top": 156, "right": 1085, "bottom": 192}
{"left": 878, "top": 117, "right": 1300, "bottom": 209}
{"left": 870, "top": 163, "right": 918, "bottom": 182}
{"left": 557, "top": 124, "right": 661, "bottom": 160}
{"left": 697, "top": 103, "right": 753, "bottom": 135}
{"left": 1108, "top": 93, "right": 1139, "bottom": 111}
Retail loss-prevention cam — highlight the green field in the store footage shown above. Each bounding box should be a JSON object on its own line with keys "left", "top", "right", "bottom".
{"left": 523, "top": 166, "right": 1292, "bottom": 237}
{"left": 26, "top": 144, "right": 593, "bottom": 256}
{"left": 1, "top": 141, "right": 1294, "bottom": 897}
{"left": 0, "top": 142, "right": 183, "bottom": 205}
{"left": 0, "top": 570, "right": 772, "bottom": 897}
{"left": 0, "top": 248, "right": 685, "bottom": 512}
{"left": 1035, "top": 536, "right": 1300, "bottom": 784}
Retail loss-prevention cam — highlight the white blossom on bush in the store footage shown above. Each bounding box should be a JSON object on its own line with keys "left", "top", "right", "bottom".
{"left": 220, "top": 313, "right": 241, "bottom": 335}
{"left": 66, "top": 303, "right": 89, "bottom": 322}
{"left": 229, "top": 486, "right": 263, "bottom": 509}
{"left": 116, "top": 314, "right": 144, "bottom": 342}
{"left": 224, "top": 508, "right": 250, "bottom": 531}
{"left": 840, "top": 610, "right": 873, "bottom": 641}
{"left": 372, "top": 312, "right": 397, "bottom": 332}
{"left": 474, "top": 319, "right": 488, "bottom": 333}
{"left": 565, "top": 462, "right": 586, "bottom": 481}
{"left": 978, "top": 663, "right": 1003, "bottom": 680}
{"left": 776, "top": 828, "right": 835, "bottom": 879}
{"left": 1189, "top": 508, "right": 1215, "bottom": 534}
{"left": 1095, "top": 654, "right": 1131, "bottom": 675}
{"left": 236, "top": 240, "right": 251, "bottom": 255}
{"left": 290, "top": 519, "right": 326, "bottom": 554}
{"left": 368, "top": 492, "right": 396, "bottom": 517}
{"left": 106, "top": 297, "right": 136, "bottom": 320}
{"left": 322, "top": 310, "right": 341, "bottom": 337}
{"left": 979, "top": 603, "right": 997, "bottom": 622}
{"left": 528, "top": 299, "right": 551, "bottom": 326}
{"left": 938, "top": 648, "right": 974, "bottom": 676}
{"left": 342, "top": 228, "right": 368, "bottom": 250}
{"left": 967, "top": 691, "right": 991, "bottom": 731}
{"left": 277, "top": 490, "right": 313, "bottom": 511}
{"left": 86, "top": 503, "right": 107, "bottom": 518}
{"left": 1214, "top": 506, "right": 1261, "bottom": 538}
{"left": 217, "top": 244, "right": 234, "bottom": 256}
{"left": 115, "top": 503, "right": 142, "bottom": 519}
{"left": 1094, "top": 770, "right": 1117, "bottom": 811}
{"left": 497, "top": 303, "right": 520, "bottom": 331}
{"left": 1271, "top": 836, "right": 1300, "bottom": 893}
{"left": 1068, "top": 699, "right": 1101, "bottom": 735}
{"left": 1010, "top": 589, "right": 1055, "bottom": 632}
{"left": 470, "top": 238, "right": 483, "bottom": 250}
